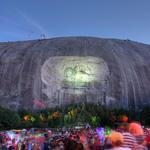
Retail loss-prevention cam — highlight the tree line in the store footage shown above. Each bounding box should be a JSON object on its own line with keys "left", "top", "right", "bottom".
{"left": 0, "top": 103, "right": 150, "bottom": 130}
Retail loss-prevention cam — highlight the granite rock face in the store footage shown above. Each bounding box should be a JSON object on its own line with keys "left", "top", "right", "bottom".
{"left": 0, "top": 37, "right": 150, "bottom": 110}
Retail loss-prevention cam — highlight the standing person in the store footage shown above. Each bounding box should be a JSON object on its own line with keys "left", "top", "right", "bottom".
{"left": 108, "top": 131, "right": 131, "bottom": 150}
{"left": 80, "top": 132, "right": 90, "bottom": 150}
{"left": 27, "top": 140, "right": 32, "bottom": 150}
{"left": 32, "top": 142, "right": 40, "bottom": 150}
{"left": 122, "top": 123, "right": 137, "bottom": 149}
{"left": 129, "top": 122, "right": 148, "bottom": 150}
{"left": 21, "top": 142, "right": 26, "bottom": 150}
{"left": 17, "top": 141, "right": 22, "bottom": 150}
{"left": 1, "top": 138, "right": 8, "bottom": 150}
{"left": 93, "top": 135, "right": 101, "bottom": 150}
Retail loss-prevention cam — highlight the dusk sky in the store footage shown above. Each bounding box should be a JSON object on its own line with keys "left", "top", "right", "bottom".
{"left": 0, "top": 0, "right": 150, "bottom": 44}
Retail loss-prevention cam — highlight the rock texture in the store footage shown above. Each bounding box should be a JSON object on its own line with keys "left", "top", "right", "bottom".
{"left": 0, "top": 37, "right": 150, "bottom": 110}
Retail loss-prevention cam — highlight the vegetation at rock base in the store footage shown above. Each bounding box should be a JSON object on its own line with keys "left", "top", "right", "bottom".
{"left": 0, "top": 103, "right": 150, "bottom": 130}
{"left": 0, "top": 107, "right": 21, "bottom": 130}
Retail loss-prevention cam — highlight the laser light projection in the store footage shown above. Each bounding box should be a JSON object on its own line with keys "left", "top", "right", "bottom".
{"left": 64, "top": 63, "right": 97, "bottom": 87}
{"left": 64, "top": 65, "right": 91, "bottom": 85}
{"left": 41, "top": 56, "right": 110, "bottom": 107}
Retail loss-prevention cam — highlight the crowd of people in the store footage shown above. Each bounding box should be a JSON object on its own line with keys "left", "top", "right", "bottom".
{"left": 0, "top": 122, "right": 150, "bottom": 150}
